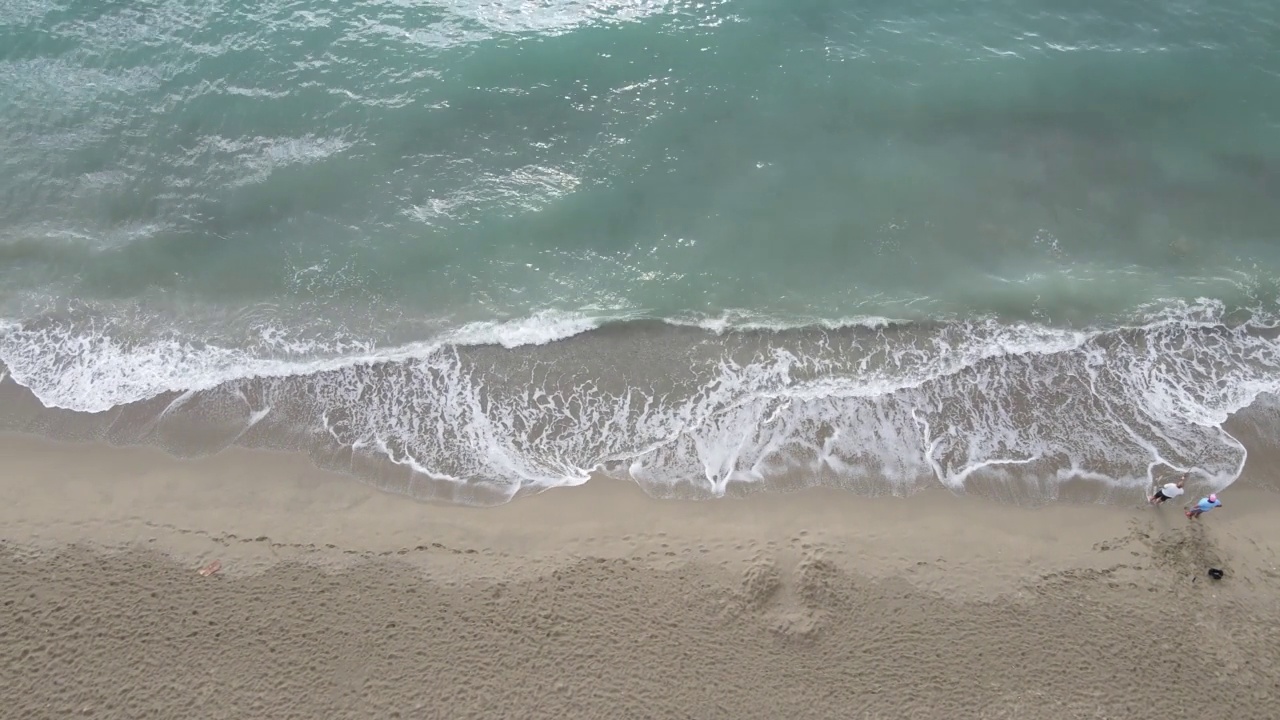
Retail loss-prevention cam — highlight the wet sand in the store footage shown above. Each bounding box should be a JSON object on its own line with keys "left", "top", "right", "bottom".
{"left": 2, "top": 434, "right": 1279, "bottom": 719}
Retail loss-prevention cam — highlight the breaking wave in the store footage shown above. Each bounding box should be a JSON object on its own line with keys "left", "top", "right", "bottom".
{"left": 2, "top": 299, "right": 1276, "bottom": 505}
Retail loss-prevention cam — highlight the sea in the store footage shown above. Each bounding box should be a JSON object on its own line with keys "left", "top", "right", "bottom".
{"left": 3, "top": 0, "right": 1280, "bottom": 505}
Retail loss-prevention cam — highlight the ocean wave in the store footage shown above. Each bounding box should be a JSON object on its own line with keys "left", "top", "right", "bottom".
{"left": 663, "top": 310, "right": 901, "bottom": 335}
{"left": 2, "top": 299, "right": 1276, "bottom": 504}
{"left": 0, "top": 308, "right": 610, "bottom": 412}
{"left": 0, "top": 303, "right": 1060, "bottom": 412}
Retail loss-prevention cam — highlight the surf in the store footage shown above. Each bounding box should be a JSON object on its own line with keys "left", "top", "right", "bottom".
{"left": 1, "top": 299, "right": 1275, "bottom": 505}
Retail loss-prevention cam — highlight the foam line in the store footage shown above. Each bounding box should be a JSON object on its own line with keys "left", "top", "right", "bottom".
{"left": 1, "top": 299, "right": 1276, "bottom": 501}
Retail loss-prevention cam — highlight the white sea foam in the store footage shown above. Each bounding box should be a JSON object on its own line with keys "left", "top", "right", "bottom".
{"left": 445, "top": 309, "right": 609, "bottom": 348}
{"left": 0, "top": 308, "right": 613, "bottom": 411}
{"left": 2, "top": 300, "right": 1277, "bottom": 502}
{"left": 665, "top": 309, "right": 900, "bottom": 335}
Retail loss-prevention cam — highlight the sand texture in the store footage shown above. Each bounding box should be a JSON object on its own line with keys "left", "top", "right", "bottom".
{"left": 2, "top": 435, "right": 1280, "bottom": 720}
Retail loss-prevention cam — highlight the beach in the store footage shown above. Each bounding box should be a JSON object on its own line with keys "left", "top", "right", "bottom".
{"left": 6, "top": 1, "right": 1280, "bottom": 717}
{"left": 3, "top": 434, "right": 1278, "bottom": 720}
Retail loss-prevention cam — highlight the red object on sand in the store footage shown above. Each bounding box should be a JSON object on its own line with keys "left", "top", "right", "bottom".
{"left": 198, "top": 559, "right": 222, "bottom": 576}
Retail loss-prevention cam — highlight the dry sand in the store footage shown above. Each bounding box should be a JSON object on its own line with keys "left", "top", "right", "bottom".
{"left": 2, "top": 433, "right": 1279, "bottom": 720}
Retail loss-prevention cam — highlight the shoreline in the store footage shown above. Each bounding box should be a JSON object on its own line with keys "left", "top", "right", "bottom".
{"left": 5, "top": 300, "right": 1279, "bottom": 508}
{"left": 3, "top": 432, "right": 1280, "bottom": 718}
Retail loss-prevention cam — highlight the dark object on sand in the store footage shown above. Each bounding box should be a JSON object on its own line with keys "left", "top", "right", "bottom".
{"left": 1207, "top": 568, "right": 1224, "bottom": 580}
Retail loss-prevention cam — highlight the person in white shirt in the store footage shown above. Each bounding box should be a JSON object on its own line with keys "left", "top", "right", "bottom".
{"left": 1149, "top": 474, "right": 1187, "bottom": 505}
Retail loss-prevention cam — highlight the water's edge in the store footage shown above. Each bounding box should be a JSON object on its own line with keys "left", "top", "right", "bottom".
{"left": 5, "top": 306, "right": 1279, "bottom": 506}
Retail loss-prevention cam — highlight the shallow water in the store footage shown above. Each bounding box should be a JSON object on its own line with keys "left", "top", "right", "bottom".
{"left": 3, "top": 0, "right": 1280, "bottom": 501}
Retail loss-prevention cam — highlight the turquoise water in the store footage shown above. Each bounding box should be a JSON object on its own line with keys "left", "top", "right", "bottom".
{"left": 3, "top": 0, "right": 1280, "bottom": 502}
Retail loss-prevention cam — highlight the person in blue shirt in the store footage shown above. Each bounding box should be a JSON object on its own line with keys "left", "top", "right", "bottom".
{"left": 1185, "top": 493, "right": 1222, "bottom": 520}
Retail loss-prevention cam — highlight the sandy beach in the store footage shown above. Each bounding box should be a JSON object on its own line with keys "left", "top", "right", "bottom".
{"left": 2, "top": 433, "right": 1279, "bottom": 720}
